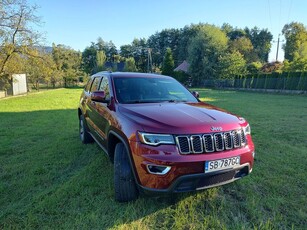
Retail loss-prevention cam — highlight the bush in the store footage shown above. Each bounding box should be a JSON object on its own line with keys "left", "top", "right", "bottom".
{"left": 234, "top": 72, "right": 307, "bottom": 91}
{"left": 297, "top": 72, "right": 307, "bottom": 90}
{"left": 285, "top": 72, "right": 301, "bottom": 90}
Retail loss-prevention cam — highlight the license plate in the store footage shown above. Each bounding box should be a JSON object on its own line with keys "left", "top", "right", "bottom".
{"left": 205, "top": 156, "right": 240, "bottom": 173}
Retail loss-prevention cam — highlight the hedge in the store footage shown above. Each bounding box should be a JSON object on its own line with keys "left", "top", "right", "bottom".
{"left": 234, "top": 72, "right": 307, "bottom": 91}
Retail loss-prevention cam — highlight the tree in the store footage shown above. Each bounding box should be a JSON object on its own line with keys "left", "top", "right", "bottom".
{"left": 247, "top": 61, "right": 263, "bottom": 74}
{"left": 96, "top": 37, "right": 118, "bottom": 62}
{"left": 82, "top": 38, "right": 119, "bottom": 74}
{"left": 0, "top": 0, "right": 42, "bottom": 90}
{"left": 218, "top": 51, "right": 247, "bottom": 79}
{"left": 221, "top": 23, "right": 234, "bottom": 35}
{"left": 123, "top": 57, "right": 137, "bottom": 72}
{"left": 147, "top": 28, "right": 180, "bottom": 68}
{"left": 177, "top": 24, "right": 205, "bottom": 63}
{"left": 245, "top": 27, "right": 273, "bottom": 62}
{"left": 223, "top": 25, "right": 272, "bottom": 63}
{"left": 130, "top": 38, "right": 148, "bottom": 72}
{"left": 81, "top": 44, "right": 97, "bottom": 74}
{"left": 282, "top": 22, "right": 307, "bottom": 61}
{"left": 0, "top": 51, "right": 26, "bottom": 90}
{"left": 95, "top": 50, "right": 106, "bottom": 72}
{"left": 284, "top": 58, "right": 307, "bottom": 72}
{"left": 187, "top": 24, "right": 228, "bottom": 86}
{"left": 52, "top": 44, "right": 82, "bottom": 87}
{"left": 228, "top": 37, "right": 255, "bottom": 63}
{"left": 25, "top": 50, "right": 55, "bottom": 90}
{"left": 120, "top": 44, "right": 133, "bottom": 58}
{"left": 226, "top": 28, "right": 246, "bottom": 40}
{"left": 161, "top": 48, "right": 175, "bottom": 76}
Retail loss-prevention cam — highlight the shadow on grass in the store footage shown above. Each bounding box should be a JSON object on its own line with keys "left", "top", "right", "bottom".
{"left": 0, "top": 109, "right": 207, "bottom": 229}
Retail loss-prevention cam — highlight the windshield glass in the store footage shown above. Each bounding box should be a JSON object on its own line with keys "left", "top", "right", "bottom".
{"left": 113, "top": 77, "right": 198, "bottom": 104}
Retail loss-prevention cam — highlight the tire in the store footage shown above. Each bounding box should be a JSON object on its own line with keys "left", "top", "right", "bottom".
{"left": 79, "top": 114, "right": 94, "bottom": 144}
{"left": 114, "top": 142, "right": 139, "bottom": 202}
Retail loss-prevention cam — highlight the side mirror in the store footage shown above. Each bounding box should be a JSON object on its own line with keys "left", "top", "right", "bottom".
{"left": 192, "top": 91, "right": 199, "bottom": 98}
{"left": 91, "top": 91, "right": 109, "bottom": 103}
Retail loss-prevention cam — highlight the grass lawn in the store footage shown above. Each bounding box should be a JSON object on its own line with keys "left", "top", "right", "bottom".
{"left": 0, "top": 88, "right": 306, "bottom": 229}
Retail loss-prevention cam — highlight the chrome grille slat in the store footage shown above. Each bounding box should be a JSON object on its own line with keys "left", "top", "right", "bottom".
{"left": 176, "top": 129, "right": 247, "bottom": 154}
{"left": 233, "top": 130, "right": 241, "bottom": 148}
{"left": 191, "top": 135, "right": 203, "bottom": 153}
{"left": 241, "top": 131, "right": 247, "bottom": 146}
{"left": 203, "top": 134, "right": 214, "bottom": 152}
{"left": 176, "top": 136, "right": 191, "bottom": 154}
{"left": 214, "top": 133, "right": 224, "bottom": 151}
{"left": 224, "top": 132, "right": 233, "bottom": 150}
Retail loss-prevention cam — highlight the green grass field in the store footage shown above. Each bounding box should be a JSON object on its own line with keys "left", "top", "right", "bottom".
{"left": 0, "top": 88, "right": 306, "bottom": 229}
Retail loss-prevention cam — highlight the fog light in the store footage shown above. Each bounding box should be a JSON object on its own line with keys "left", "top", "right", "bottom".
{"left": 147, "top": 164, "right": 171, "bottom": 175}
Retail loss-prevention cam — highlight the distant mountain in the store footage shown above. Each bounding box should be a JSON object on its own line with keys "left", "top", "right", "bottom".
{"left": 33, "top": 46, "right": 53, "bottom": 54}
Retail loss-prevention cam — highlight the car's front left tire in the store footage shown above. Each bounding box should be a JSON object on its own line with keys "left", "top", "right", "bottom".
{"left": 114, "top": 142, "right": 139, "bottom": 202}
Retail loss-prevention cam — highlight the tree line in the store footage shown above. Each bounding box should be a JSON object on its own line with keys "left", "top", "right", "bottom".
{"left": 1, "top": 0, "right": 307, "bottom": 91}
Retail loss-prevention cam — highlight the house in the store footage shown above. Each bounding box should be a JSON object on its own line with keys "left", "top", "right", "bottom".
{"left": 174, "top": 60, "right": 189, "bottom": 73}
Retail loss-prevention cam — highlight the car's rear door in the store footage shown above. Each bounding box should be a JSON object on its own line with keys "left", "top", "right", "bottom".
{"left": 86, "top": 76, "right": 102, "bottom": 138}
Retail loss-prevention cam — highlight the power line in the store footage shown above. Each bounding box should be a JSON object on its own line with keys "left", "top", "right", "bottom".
{"left": 267, "top": 0, "right": 273, "bottom": 33}
{"left": 287, "top": 0, "right": 293, "bottom": 23}
{"left": 279, "top": 0, "right": 282, "bottom": 33}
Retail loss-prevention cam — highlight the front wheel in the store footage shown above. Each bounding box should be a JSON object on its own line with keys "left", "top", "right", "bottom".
{"left": 114, "top": 142, "right": 139, "bottom": 202}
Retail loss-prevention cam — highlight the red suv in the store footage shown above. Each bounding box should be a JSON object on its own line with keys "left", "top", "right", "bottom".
{"left": 78, "top": 72, "right": 255, "bottom": 202}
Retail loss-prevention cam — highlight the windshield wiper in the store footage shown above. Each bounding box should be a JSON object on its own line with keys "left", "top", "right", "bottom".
{"left": 165, "top": 100, "right": 187, "bottom": 103}
{"left": 124, "top": 99, "right": 188, "bottom": 104}
{"left": 125, "top": 100, "right": 161, "bottom": 104}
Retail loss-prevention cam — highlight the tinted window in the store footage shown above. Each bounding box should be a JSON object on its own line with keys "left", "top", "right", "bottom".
{"left": 114, "top": 77, "right": 198, "bottom": 103}
{"left": 98, "top": 77, "right": 110, "bottom": 100}
{"left": 90, "top": 77, "right": 101, "bottom": 92}
{"left": 85, "top": 78, "right": 93, "bottom": 92}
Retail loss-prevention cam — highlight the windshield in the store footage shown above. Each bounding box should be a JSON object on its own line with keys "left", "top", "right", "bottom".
{"left": 113, "top": 77, "right": 198, "bottom": 104}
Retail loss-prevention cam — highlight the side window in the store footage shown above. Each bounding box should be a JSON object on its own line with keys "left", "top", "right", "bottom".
{"left": 90, "top": 77, "right": 101, "bottom": 92}
{"left": 85, "top": 78, "right": 93, "bottom": 92}
{"left": 99, "top": 77, "right": 110, "bottom": 100}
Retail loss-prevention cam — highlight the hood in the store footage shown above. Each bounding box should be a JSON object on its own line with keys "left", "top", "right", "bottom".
{"left": 119, "top": 102, "right": 242, "bottom": 134}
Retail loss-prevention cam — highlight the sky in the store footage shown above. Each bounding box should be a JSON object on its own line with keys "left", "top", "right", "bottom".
{"left": 29, "top": 0, "right": 307, "bottom": 62}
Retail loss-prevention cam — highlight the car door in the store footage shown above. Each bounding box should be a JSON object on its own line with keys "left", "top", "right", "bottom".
{"left": 86, "top": 76, "right": 102, "bottom": 137}
{"left": 88, "top": 76, "right": 112, "bottom": 146}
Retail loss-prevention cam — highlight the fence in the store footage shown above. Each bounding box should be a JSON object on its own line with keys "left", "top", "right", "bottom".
{"left": 202, "top": 72, "right": 307, "bottom": 91}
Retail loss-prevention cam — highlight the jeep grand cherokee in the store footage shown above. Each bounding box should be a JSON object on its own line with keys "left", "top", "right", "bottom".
{"left": 78, "top": 72, "right": 255, "bottom": 202}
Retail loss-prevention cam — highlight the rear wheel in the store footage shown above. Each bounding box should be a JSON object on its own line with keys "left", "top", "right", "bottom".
{"left": 79, "top": 114, "right": 94, "bottom": 144}
{"left": 114, "top": 142, "right": 139, "bottom": 202}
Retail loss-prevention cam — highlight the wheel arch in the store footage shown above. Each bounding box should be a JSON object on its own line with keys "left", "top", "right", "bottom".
{"left": 108, "top": 130, "right": 140, "bottom": 185}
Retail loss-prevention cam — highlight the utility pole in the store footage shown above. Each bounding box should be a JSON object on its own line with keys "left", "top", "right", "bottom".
{"left": 275, "top": 34, "right": 284, "bottom": 62}
{"left": 276, "top": 34, "right": 281, "bottom": 61}
{"left": 137, "top": 47, "right": 153, "bottom": 73}
{"left": 147, "top": 48, "right": 152, "bottom": 73}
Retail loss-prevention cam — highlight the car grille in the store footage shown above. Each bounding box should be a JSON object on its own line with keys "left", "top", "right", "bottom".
{"left": 175, "top": 129, "right": 247, "bottom": 154}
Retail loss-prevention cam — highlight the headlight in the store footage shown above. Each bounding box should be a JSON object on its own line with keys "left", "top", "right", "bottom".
{"left": 244, "top": 124, "right": 251, "bottom": 135}
{"left": 138, "top": 132, "right": 175, "bottom": 146}
{"left": 239, "top": 117, "right": 251, "bottom": 135}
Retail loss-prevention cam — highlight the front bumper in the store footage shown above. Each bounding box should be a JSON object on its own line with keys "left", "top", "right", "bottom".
{"left": 139, "top": 163, "right": 251, "bottom": 195}
{"left": 129, "top": 140, "right": 255, "bottom": 193}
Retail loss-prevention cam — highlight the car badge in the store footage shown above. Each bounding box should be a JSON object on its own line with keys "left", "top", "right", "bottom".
{"left": 211, "top": 126, "right": 223, "bottom": 132}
